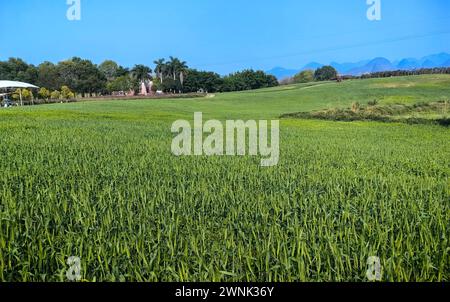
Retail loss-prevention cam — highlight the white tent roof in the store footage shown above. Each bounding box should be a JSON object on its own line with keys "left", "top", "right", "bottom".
{"left": 0, "top": 80, "right": 39, "bottom": 89}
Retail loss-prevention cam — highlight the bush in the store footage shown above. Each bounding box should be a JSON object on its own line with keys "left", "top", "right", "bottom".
{"left": 106, "top": 76, "right": 134, "bottom": 94}
{"left": 38, "top": 88, "right": 51, "bottom": 100}
{"left": 12, "top": 89, "right": 32, "bottom": 101}
{"left": 61, "top": 86, "right": 75, "bottom": 100}
{"left": 50, "top": 90, "right": 61, "bottom": 100}
{"left": 351, "top": 102, "right": 361, "bottom": 113}
{"left": 281, "top": 101, "right": 448, "bottom": 127}
{"left": 368, "top": 99, "right": 379, "bottom": 106}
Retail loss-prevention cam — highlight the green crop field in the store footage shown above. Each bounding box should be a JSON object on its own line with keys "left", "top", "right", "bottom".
{"left": 0, "top": 75, "right": 449, "bottom": 282}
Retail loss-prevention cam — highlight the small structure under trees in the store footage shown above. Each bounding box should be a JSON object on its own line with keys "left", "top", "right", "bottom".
{"left": 0, "top": 80, "right": 39, "bottom": 106}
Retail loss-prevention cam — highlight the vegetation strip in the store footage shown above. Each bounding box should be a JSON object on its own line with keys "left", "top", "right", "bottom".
{"left": 281, "top": 101, "right": 450, "bottom": 126}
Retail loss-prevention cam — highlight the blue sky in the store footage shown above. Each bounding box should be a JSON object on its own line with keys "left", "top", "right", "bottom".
{"left": 0, "top": 0, "right": 449, "bottom": 74}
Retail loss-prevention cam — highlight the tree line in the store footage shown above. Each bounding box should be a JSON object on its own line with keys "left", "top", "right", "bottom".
{"left": 279, "top": 66, "right": 339, "bottom": 85}
{"left": 0, "top": 57, "right": 278, "bottom": 101}
{"left": 357, "top": 67, "right": 450, "bottom": 79}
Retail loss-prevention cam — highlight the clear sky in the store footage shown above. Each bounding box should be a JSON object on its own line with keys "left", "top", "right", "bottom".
{"left": 1, "top": 0, "right": 449, "bottom": 74}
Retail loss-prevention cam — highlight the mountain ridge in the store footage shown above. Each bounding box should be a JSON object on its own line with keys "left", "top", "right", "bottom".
{"left": 267, "top": 52, "right": 450, "bottom": 79}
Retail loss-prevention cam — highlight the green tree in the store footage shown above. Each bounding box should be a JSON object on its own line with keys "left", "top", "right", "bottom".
{"left": 182, "top": 69, "right": 223, "bottom": 93}
{"left": 0, "top": 58, "right": 38, "bottom": 84}
{"left": 61, "top": 86, "right": 75, "bottom": 100}
{"left": 12, "top": 88, "right": 29, "bottom": 101}
{"left": 11, "top": 89, "right": 20, "bottom": 101}
{"left": 131, "top": 64, "right": 152, "bottom": 82}
{"left": 38, "top": 87, "right": 51, "bottom": 100}
{"left": 222, "top": 70, "right": 278, "bottom": 92}
{"left": 99, "top": 60, "right": 120, "bottom": 81}
{"left": 314, "top": 66, "right": 338, "bottom": 81}
{"left": 37, "top": 62, "right": 60, "bottom": 91}
{"left": 22, "top": 65, "right": 39, "bottom": 84}
{"left": 115, "top": 66, "right": 129, "bottom": 77}
{"left": 57, "top": 57, "right": 107, "bottom": 97}
{"left": 167, "top": 57, "right": 188, "bottom": 85}
{"left": 153, "top": 58, "right": 166, "bottom": 83}
{"left": 106, "top": 76, "right": 134, "bottom": 93}
{"left": 150, "top": 83, "right": 158, "bottom": 93}
{"left": 293, "top": 70, "right": 314, "bottom": 83}
{"left": 167, "top": 56, "right": 180, "bottom": 81}
{"left": 50, "top": 90, "right": 61, "bottom": 100}
{"left": 11, "top": 89, "right": 32, "bottom": 105}
{"left": 161, "top": 78, "right": 181, "bottom": 93}
{"left": 0, "top": 58, "right": 27, "bottom": 80}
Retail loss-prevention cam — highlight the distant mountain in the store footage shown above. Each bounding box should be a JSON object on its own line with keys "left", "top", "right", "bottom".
{"left": 301, "top": 62, "right": 323, "bottom": 71}
{"left": 421, "top": 60, "right": 436, "bottom": 69}
{"left": 370, "top": 57, "right": 395, "bottom": 72}
{"left": 420, "top": 53, "right": 450, "bottom": 66}
{"left": 441, "top": 59, "right": 450, "bottom": 67}
{"left": 397, "top": 58, "right": 420, "bottom": 70}
{"left": 267, "top": 52, "right": 450, "bottom": 79}
{"left": 347, "top": 57, "right": 395, "bottom": 76}
{"left": 331, "top": 60, "right": 369, "bottom": 74}
{"left": 266, "top": 67, "right": 300, "bottom": 80}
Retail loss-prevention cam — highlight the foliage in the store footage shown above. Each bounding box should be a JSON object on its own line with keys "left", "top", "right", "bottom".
{"left": 150, "top": 83, "right": 158, "bottom": 93}
{"left": 99, "top": 60, "right": 121, "bottom": 81}
{"left": 160, "top": 78, "right": 182, "bottom": 93}
{"left": 314, "top": 65, "right": 338, "bottom": 81}
{"left": 153, "top": 58, "right": 166, "bottom": 84}
{"left": 152, "top": 57, "right": 187, "bottom": 88}
{"left": 351, "top": 102, "right": 360, "bottom": 113}
{"left": 2, "top": 57, "right": 281, "bottom": 97}
{"left": 36, "top": 62, "right": 61, "bottom": 91}
{"left": 11, "top": 88, "right": 32, "bottom": 101}
{"left": 106, "top": 76, "right": 135, "bottom": 93}
{"left": 3, "top": 57, "right": 450, "bottom": 101}
{"left": 182, "top": 69, "right": 223, "bottom": 93}
{"left": 359, "top": 67, "right": 450, "bottom": 79}
{"left": 38, "top": 87, "right": 51, "bottom": 100}
{"left": 131, "top": 64, "right": 152, "bottom": 82}
{"left": 50, "top": 90, "right": 61, "bottom": 100}
{"left": 57, "top": 57, "right": 107, "bottom": 96}
{"left": 61, "top": 85, "right": 75, "bottom": 100}
{"left": 368, "top": 99, "right": 379, "bottom": 106}
{"left": 222, "top": 70, "right": 278, "bottom": 92}
{"left": 0, "top": 58, "right": 38, "bottom": 84}
{"left": 282, "top": 101, "right": 450, "bottom": 126}
{"left": 293, "top": 70, "right": 314, "bottom": 83}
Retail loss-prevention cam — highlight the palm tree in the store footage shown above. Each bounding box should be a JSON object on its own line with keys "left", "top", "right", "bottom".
{"left": 178, "top": 61, "right": 188, "bottom": 86}
{"left": 167, "top": 56, "right": 179, "bottom": 81}
{"left": 167, "top": 57, "right": 188, "bottom": 86}
{"left": 153, "top": 58, "right": 166, "bottom": 83}
{"left": 131, "top": 64, "right": 152, "bottom": 82}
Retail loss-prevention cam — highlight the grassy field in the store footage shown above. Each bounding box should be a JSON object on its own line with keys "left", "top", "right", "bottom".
{"left": 0, "top": 75, "right": 449, "bottom": 281}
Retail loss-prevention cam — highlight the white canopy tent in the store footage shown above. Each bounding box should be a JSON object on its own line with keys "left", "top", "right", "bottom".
{"left": 0, "top": 80, "right": 39, "bottom": 106}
